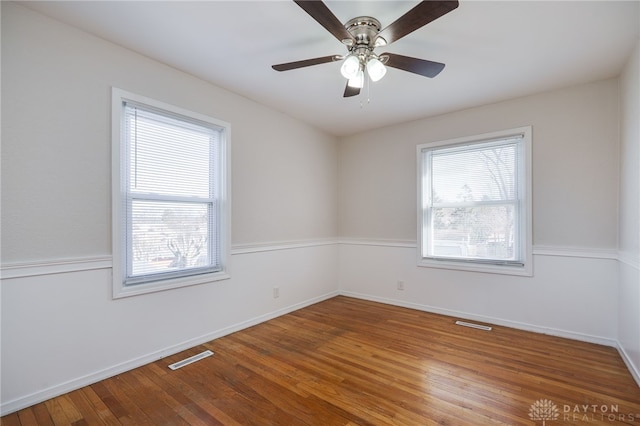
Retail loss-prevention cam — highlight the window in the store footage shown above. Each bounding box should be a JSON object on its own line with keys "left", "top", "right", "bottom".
{"left": 112, "top": 88, "right": 230, "bottom": 298}
{"left": 417, "top": 127, "right": 532, "bottom": 276}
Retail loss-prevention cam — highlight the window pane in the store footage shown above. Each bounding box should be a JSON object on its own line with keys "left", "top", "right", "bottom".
{"left": 432, "top": 144, "right": 516, "bottom": 203}
{"left": 130, "top": 200, "right": 214, "bottom": 277}
{"left": 125, "top": 106, "right": 216, "bottom": 198}
{"left": 114, "top": 89, "right": 230, "bottom": 297}
{"left": 417, "top": 127, "right": 530, "bottom": 274}
{"left": 430, "top": 204, "right": 516, "bottom": 260}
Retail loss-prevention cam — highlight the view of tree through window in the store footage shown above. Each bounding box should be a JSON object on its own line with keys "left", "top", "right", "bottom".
{"left": 123, "top": 102, "right": 221, "bottom": 283}
{"left": 131, "top": 201, "right": 211, "bottom": 275}
{"left": 113, "top": 89, "right": 230, "bottom": 297}
{"left": 421, "top": 135, "right": 525, "bottom": 265}
{"left": 430, "top": 144, "right": 517, "bottom": 260}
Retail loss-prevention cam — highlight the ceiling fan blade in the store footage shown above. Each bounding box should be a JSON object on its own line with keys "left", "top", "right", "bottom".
{"left": 272, "top": 55, "right": 340, "bottom": 71}
{"left": 294, "top": 1, "right": 355, "bottom": 44}
{"left": 343, "top": 83, "right": 360, "bottom": 98}
{"left": 382, "top": 53, "right": 445, "bottom": 78}
{"left": 377, "top": 1, "right": 458, "bottom": 45}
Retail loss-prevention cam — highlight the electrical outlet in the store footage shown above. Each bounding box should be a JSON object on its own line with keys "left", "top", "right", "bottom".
{"left": 397, "top": 280, "right": 405, "bottom": 291}
{"left": 273, "top": 286, "right": 280, "bottom": 298}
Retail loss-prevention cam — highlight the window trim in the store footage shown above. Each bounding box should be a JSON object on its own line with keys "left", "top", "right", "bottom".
{"left": 111, "top": 88, "right": 231, "bottom": 298}
{"left": 416, "top": 126, "right": 532, "bottom": 276}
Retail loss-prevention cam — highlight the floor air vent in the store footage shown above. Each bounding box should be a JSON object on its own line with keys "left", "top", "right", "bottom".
{"left": 455, "top": 320, "right": 492, "bottom": 331}
{"left": 168, "top": 350, "right": 214, "bottom": 370}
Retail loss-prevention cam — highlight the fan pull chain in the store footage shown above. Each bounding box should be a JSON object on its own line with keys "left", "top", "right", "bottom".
{"left": 360, "top": 76, "right": 372, "bottom": 109}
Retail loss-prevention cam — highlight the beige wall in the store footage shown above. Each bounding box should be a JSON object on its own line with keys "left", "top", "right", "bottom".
{"left": 338, "top": 79, "right": 620, "bottom": 250}
{"left": 618, "top": 39, "right": 640, "bottom": 384}
{"left": 619, "top": 40, "right": 640, "bottom": 258}
{"left": 1, "top": 2, "right": 339, "bottom": 264}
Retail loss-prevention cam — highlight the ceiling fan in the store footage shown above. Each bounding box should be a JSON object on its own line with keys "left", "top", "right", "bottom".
{"left": 272, "top": 1, "right": 459, "bottom": 98}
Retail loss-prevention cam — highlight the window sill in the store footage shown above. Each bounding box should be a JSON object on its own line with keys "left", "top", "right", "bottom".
{"left": 417, "top": 257, "right": 533, "bottom": 277}
{"left": 113, "top": 270, "right": 230, "bottom": 299}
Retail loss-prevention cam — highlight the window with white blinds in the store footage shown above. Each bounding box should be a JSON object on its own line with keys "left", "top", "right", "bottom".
{"left": 112, "top": 89, "right": 230, "bottom": 297}
{"left": 417, "top": 127, "right": 532, "bottom": 276}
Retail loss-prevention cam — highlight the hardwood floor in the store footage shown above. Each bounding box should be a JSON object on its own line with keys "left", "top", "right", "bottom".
{"left": 3, "top": 296, "right": 640, "bottom": 425}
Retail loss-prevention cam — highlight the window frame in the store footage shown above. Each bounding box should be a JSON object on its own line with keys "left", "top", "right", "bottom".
{"left": 112, "top": 88, "right": 231, "bottom": 298}
{"left": 416, "top": 126, "right": 532, "bottom": 276}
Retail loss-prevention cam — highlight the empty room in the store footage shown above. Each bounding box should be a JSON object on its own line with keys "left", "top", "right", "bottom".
{"left": 1, "top": 0, "right": 639, "bottom": 424}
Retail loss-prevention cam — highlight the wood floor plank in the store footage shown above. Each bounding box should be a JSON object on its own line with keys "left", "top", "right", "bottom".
{"left": 94, "top": 376, "right": 155, "bottom": 425}
{"left": 14, "top": 409, "right": 39, "bottom": 426}
{"left": 25, "top": 404, "right": 54, "bottom": 426}
{"left": 3, "top": 296, "right": 640, "bottom": 425}
{"left": 0, "top": 413, "right": 21, "bottom": 426}
{"left": 115, "top": 367, "right": 190, "bottom": 426}
{"left": 75, "top": 387, "right": 119, "bottom": 426}
{"left": 145, "top": 360, "right": 244, "bottom": 425}
{"left": 42, "top": 399, "right": 75, "bottom": 425}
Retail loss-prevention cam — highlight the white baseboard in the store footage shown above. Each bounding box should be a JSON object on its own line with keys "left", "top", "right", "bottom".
{"left": 617, "top": 341, "right": 640, "bottom": 388}
{"left": 0, "top": 290, "right": 338, "bottom": 416}
{"left": 339, "top": 290, "right": 618, "bottom": 348}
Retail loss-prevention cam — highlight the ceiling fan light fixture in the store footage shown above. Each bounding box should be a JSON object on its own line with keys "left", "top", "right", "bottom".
{"left": 273, "top": 1, "right": 459, "bottom": 98}
{"left": 347, "top": 69, "right": 364, "bottom": 89}
{"left": 366, "top": 57, "right": 387, "bottom": 82}
{"left": 340, "top": 54, "right": 361, "bottom": 79}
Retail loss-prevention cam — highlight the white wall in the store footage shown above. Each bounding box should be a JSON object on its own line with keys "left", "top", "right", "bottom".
{"left": 618, "top": 39, "right": 640, "bottom": 384}
{"left": 338, "top": 79, "right": 621, "bottom": 345}
{"left": 1, "top": 2, "right": 339, "bottom": 413}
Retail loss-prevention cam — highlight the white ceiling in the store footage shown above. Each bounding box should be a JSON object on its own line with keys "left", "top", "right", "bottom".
{"left": 22, "top": 1, "right": 640, "bottom": 137}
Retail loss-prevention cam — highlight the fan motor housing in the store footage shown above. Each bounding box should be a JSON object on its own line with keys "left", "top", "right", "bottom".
{"left": 344, "top": 16, "right": 381, "bottom": 48}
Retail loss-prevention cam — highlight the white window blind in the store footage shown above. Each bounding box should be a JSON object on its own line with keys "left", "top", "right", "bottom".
{"left": 112, "top": 88, "right": 231, "bottom": 298}
{"left": 418, "top": 127, "right": 531, "bottom": 275}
